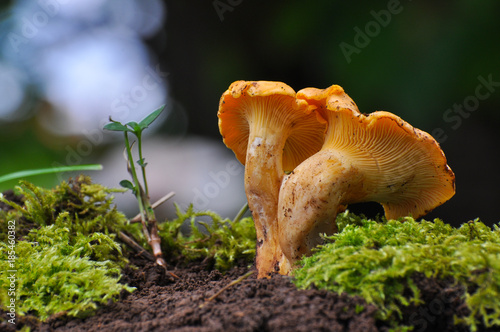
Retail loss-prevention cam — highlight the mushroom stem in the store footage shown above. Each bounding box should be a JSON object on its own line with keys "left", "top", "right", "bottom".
{"left": 245, "top": 129, "right": 288, "bottom": 278}
{"left": 278, "top": 149, "right": 365, "bottom": 266}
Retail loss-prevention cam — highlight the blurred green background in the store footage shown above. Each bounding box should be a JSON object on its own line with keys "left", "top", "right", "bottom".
{"left": 0, "top": 0, "right": 499, "bottom": 226}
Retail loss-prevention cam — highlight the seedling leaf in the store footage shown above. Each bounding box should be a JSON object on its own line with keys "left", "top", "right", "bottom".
{"left": 119, "top": 180, "right": 135, "bottom": 191}
{"left": 103, "top": 122, "right": 131, "bottom": 132}
{"left": 138, "top": 105, "right": 165, "bottom": 130}
{"left": 104, "top": 105, "right": 168, "bottom": 269}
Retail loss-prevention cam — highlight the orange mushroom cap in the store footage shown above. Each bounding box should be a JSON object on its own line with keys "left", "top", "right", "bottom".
{"left": 218, "top": 80, "right": 327, "bottom": 172}
{"left": 297, "top": 85, "right": 456, "bottom": 219}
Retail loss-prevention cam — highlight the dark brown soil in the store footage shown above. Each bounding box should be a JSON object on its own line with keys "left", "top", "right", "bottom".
{"left": 20, "top": 257, "right": 382, "bottom": 332}
{"left": 7, "top": 256, "right": 497, "bottom": 332}
{"left": 0, "top": 190, "right": 24, "bottom": 210}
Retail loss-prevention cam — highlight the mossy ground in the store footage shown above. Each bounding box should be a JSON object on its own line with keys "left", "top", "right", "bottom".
{"left": 158, "top": 203, "right": 255, "bottom": 272}
{"left": 293, "top": 211, "right": 500, "bottom": 331}
{"left": 0, "top": 176, "right": 256, "bottom": 325}
{"left": 0, "top": 176, "right": 137, "bottom": 321}
{"left": 1, "top": 177, "right": 499, "bottom": 331}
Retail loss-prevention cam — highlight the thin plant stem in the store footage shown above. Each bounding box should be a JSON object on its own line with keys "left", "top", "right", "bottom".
{"left": 136, "top": 132, "right": 150, "bottom": 197}
{"left": 199, "top": 270, "right": 255, "bottom": 308}
{"left": 124, "top": 131, "right": 166, "bottom": 268}
{"left": 118, "top": 231, "right": 155, "bottom": 261}
{"left": 124, "top": 132, "right": 150, "bottom": 242}
{"left": 233, "top": 202, "right": 249, "bottom": 223}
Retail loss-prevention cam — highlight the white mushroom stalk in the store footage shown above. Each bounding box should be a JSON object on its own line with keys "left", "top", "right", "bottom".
{"left": 278, "top": 85, "right": 456, "bottom": 270}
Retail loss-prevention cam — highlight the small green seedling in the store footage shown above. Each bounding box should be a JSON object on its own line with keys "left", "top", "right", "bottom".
{"left": 104, "top": 106, "right": 169, "bottom": 269}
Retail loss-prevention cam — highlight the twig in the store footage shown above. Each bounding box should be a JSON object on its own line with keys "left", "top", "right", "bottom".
{"left": 164, "top": 266, "right": 181, "bottom": 279}
{"left": 118, "top": 231, "right": 156, "bottom": 261}
{"left": 129, "top": 191, "right": 176, "bottom": 223}
{"left": 199, "top": 270, "right": 255, "bottom": 308}
{"left": 117, "top": 231, "right": 180, "bottom": 279}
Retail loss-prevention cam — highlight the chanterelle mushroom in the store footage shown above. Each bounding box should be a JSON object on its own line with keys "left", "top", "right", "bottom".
{"left": 278, "top": 85, "right": 456, "bottom": 271}
{"left": 218, "top": 80, "right": 326, "bottom": 278}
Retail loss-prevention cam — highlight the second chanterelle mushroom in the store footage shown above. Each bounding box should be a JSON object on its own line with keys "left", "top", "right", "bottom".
{"left": 277, "top": 85, "right": 456, "bottom": 273}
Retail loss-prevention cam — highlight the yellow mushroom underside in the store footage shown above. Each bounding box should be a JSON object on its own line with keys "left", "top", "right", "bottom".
{"left": 322, "top": 109, "right": 455, "bottom": 219}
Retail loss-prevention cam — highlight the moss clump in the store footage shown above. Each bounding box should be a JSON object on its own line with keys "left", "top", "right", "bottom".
{"left": 0, "top": 226, "right": 134, "bottom": 320}
{"left": 0, "top": 176, "right": 141, "bottom": 240}
{"left": 159, "top": 204, "right": 256, "bottom": 271}
{"left": 0, "top": 176, "right": 137, "bottom": 322}
{"left": 292, "top": 211, "right": 500, "bottom": 331}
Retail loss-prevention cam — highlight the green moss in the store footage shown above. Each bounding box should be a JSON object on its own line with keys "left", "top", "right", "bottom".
{"left": 0, "top": 226, "right": 134, "bottom": 320}
{"left": 0, "top": 176, "right": 137, "bottom": 322}
{"left": 293, "top": 211, "right": 500, "bottom": 331}
{"left": 159, "top": 204, "right": 256, "bottom": 271}
{"left": 0, "top": 175, "right": 140, "bottom": 237}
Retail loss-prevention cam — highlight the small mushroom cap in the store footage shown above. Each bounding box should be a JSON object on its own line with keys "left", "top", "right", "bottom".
{"left": 218, "top": 80, "right": 327, "bottom": 172}
{"left": 296, "top": 85, "right": 456, "bottom": 219}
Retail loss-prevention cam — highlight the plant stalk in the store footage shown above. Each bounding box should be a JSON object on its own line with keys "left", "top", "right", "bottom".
{"left": 136, "top": 131, "right": 150, "bottom": 197}
{"left": 124, "top": 131, "right": 166, "bottom": 267}
{"left": 233, "top": 202, "right": 249, "bottom": 223}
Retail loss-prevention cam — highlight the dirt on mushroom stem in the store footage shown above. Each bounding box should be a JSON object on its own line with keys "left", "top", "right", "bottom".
{"left": 279, "top": 150, "right": 367, "bottom": 264}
